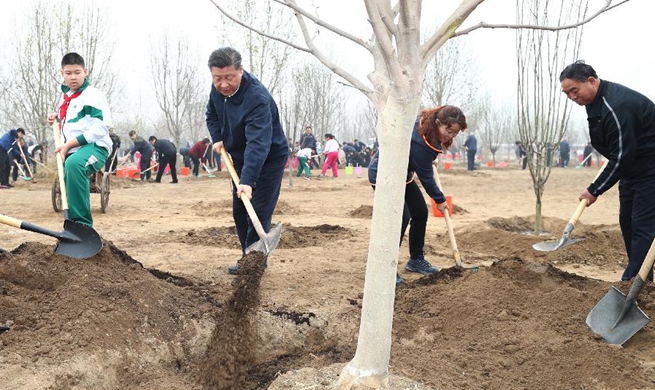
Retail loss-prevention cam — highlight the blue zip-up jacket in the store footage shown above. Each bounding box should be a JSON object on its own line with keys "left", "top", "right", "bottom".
{"left": 586, "top": 80, "right": 655, "bottom": 196}
{"left": 368, "top": 120, "right": 446, "bottom": 204}
{"left": 206, "top": 71, "right": 288, "bottom": 187}
{"left": 0, "top": 129, "right": 19, "bottom": 153}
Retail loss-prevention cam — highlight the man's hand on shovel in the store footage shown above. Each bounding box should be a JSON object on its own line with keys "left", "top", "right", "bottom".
{"left": 579, "top": 189, "right": 597, "bottom": 207}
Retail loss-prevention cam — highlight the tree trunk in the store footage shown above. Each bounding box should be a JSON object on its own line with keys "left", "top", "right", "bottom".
{"left": 337, "top": 96, "right": 420, "bottom": 389}
{"left": 534, "top": 193, "right": 543, "bottom": 235}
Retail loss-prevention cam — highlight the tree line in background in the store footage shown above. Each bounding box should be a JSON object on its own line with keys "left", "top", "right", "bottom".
{"left": 0, "top": 0, "right": 591, "bottom": 157}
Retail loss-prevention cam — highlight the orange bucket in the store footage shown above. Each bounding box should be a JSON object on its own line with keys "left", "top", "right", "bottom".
{"left": 128, "top": 169, "right": 140, "bottom": 178}
{"left": 487, "top": 161, "right": 493, "bottom": 168}
{"left": 180, "top": 167, "right": 190, "bottom": 176}
{"left": 444, "top": 162, "right": 452, "bottom": 170}
{"left": 431, "top": 196, "right": 453, "bottom": 217}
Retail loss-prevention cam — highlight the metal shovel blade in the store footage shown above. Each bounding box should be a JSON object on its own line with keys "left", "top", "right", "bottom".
{"left": 532, "top": 236, "right": 583, "bottom": 252}
{"left": 586, "top": 286, "right": 650, "bottom": 345}
{"left": 245, "top": 222, "right": 283, "bottom": 256}
{"left": 54, "top": 219, "right": 103, "bottom": 259}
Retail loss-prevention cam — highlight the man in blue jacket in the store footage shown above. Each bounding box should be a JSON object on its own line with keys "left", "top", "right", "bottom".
{"left": 0, "top": 128, "right": 25, "bottom": 189}
{"left": 463, "top": 131, "right": 477, "bottom": 171}
{"left": 560, "top": 61, "right": 655, "bottom": 281}
{"left": 206, "top": 47, "right": 288, "bottom": 274}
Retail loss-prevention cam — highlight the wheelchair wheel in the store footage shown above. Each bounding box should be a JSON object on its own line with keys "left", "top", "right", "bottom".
{"left": 52, "top": 176, "right": 62, "bottom": 213}
{"left": 100, "top": 172, "right": 110, "bottom": 213}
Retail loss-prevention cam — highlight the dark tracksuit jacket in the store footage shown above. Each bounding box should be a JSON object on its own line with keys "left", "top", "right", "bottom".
{"left": 368, "top": 120, "right": 446, "bottom": 258}
{"left": 585, "top": 79, "right": 655, "bottom": 280}
{"left": 130, "top": 136, "right": 153, "bottom": 179}
{"left": 0, "top": 129, "right": 20, "bottom": 185}
{"left": 206, "top": 70, "right": 288, "bottom": 252}
{"left": 152, "top": 139, "right": 178, "bottom": 183}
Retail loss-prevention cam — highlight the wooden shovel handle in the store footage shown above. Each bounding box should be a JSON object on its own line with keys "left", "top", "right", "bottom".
{"left": 433, "top": 165, "right": 462, "bottom": 266}
{"left": 52, "top": 121, "right": 70, "bottom": 211}
{"left": 638, "top": 239, "right": 655, "bottom": 281}
{"left": 220, "top": 147, "right": 266, "bottom": 240}
{"left": 0, "top": 214, "right": 22, "bottom": 229}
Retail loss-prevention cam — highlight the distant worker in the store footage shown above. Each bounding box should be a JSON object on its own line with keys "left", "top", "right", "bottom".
{"left": 149, "top": 136, "right": 178, "bottom": 184}
{"left": 463, "top": 130, "right": 477, "bottom": 171}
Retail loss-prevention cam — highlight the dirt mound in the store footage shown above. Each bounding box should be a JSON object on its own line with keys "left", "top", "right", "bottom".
{"left": 279, "top": 224, "right": 352, "bottom": 248}
{"left": 451, "top": 203, "right": 468, "bottom": 214}
{"left": 273, "top": 200, "right": 298, "bottom": 215}
{"left": 349, "top": 205, "right": 373, "bottom": 218}
{"left": 169, "top": 226, "right": 242, "bottom": 250}
{"left": 391, "top": 259, "right": 655, "bottom": 389}
{"left": 455, "top": 217, "right": 626, "bottom": 270}
{"left": 163, "top": 224, "right": 352, "bottom": 250}
{"left": 0, "top": 241, "right": 215, "bottom": 389}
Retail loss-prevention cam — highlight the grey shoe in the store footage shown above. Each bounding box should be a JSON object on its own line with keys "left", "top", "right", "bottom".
{"left": 405, "top": 255, "right": 437, "bottom": 275}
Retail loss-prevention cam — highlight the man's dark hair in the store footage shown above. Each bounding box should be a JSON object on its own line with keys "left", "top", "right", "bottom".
{"left": 16, "top": 128, "right": 25, "bottom": 135}
{"left": 559, "top": 61, "right": 597, "bottom": 82}
{"left": 202, "top": 137, "right": 210, "bottom": 144}
{"left": 208, "top": 47, "right": 242, "bottom": 69}
{"left": 61, "top": 52, "right": 85, "bottom": 68}
{"left": 129, "top": 130, "right": 137, "bottom": 136}
{"left": 149, "top": 136, "right": 157, "bottom": 142}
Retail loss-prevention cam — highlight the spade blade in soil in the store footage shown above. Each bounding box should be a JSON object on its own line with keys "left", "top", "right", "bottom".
{"left": 54, "top": 219, "right": 103, "bottom": 259}
{"left": 532, "top": 237, "right": 583, "bottom": 252}
{"left": 245, "top": 222, "right": 283, "bottom": 256}
{"left": 586, "top": 286, "right": 650, "bottom": 345}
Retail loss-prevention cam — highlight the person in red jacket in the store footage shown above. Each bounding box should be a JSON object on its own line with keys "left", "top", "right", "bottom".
{"left": 189, "top": 138, "right": 210, "bottom": 177}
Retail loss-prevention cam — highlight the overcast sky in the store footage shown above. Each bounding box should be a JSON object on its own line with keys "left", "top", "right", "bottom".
{"left": 1, "top": 0, "right": 653, "bottom": 133}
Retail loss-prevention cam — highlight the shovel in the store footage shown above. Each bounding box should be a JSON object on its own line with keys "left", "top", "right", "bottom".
{"left": 47, "top": 120, "right": 103, "bottom": 258}
{"left": 220, "top": 146, "right": 282, "bottom": 255}
{"left": 533, "top": 160, "right": 608, "bottom": 252}
{"left": 532, "top": 199, "right": 587, "bottom": 251}
{"left": 585, "top": 238, "right": 655, "bottom": 345}
{"left": 17, "top": 142, "right": 36, "bottom": 182}
{"left": 433, "top": 165, "right": 477, "bottom": 271}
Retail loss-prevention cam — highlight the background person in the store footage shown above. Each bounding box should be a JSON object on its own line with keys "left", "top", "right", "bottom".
{"left": 0, "top": 128, "right": 25, "bottom": 189}
{"left": 149, "top": 136, "right": 178, "bottom": 183}
{"left": 320, "top": 133, "right": 340, "bottom": 178}
{"left": 123, "top": 130, "right": 153, "bottom": 181}
{"left": 560, "top": 61, "right": 655, "bottom": 281}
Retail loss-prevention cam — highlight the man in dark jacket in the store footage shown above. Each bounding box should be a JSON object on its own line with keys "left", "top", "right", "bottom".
{"left": 299, "top": 126, "right": 318, "bottom": 168}
{"left": 560, "top": 61, "right": 655, "bottom": 281}
{"left": 122, "top": 130, "right": 153, "bottom": 181}
{"left": 149, "top": 136, "right": 178, "bottom": 183}
{"left": 559, "top": 139, "right": 571, "bottom": 167}
{"left": 0, "top": 128, "right": 25, "bottom": 189}
{"left": 463, "top": 131, "right": 477, "bottom": 171}
{"left": 206, "top": 47, "right": 288, "bottom": 274}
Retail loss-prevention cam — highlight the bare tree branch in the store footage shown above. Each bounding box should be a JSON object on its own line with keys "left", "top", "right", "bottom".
{"left": 364, "top": 0, "right": 403, "bottom": 83}
{"left": 453, "top": 0, "right": 629, "bottom": 37}
{"left": 378, "top": 0, "right": 399, "bottom": 41}
{"left": 287, "top": 0, "right": 375, "bottom": 98}
{"left": 421, "top": 0, "right": 485, "bottom": 64}
{"left": 207, "top": 0, "right": 310, "bottom": 52}
{"left": 273, "top": 0, "right": 373, "bottom": 53}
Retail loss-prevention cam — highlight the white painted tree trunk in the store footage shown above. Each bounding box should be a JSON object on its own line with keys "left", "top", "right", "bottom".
{"left": 337, "top": 96, "right": 421, "bottom": 389}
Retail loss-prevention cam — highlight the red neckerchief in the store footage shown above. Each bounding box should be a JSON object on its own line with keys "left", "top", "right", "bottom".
{"left": 58, "top": 90, "right": 82, "bottom": 130}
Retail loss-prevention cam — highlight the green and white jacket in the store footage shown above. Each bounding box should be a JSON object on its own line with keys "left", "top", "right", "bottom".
{"left": 57, "top": 78, "right": 113, "bottom": 154}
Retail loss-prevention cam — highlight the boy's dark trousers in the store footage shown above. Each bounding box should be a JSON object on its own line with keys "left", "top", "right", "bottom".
{"left": 232, "top": 156, "right": 286, "bottom": 252}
